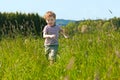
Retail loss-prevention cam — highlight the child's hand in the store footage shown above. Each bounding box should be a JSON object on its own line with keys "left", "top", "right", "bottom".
{"left": 64, "top": 35, "right": 69, "bottom": 38}
{"left": 65, "top": 36, "right": 68, "bottom": 38}
{"left": 50, "top": 34, "right": 56, "bottom": 38}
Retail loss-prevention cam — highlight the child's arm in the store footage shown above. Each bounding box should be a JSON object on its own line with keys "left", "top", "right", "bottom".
{"left": 43, "top": 32, "right": 56, "bottom": 38}
{"left": 60, "top": 28, "right": 69, "bottom": 38}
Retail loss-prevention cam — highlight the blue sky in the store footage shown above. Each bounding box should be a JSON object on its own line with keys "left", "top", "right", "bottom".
{"left": 0, "top": 0, "right": 119, "bottom": 20}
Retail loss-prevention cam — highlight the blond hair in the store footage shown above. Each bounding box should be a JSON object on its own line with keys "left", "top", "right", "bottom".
{"left": 44, "top": 11, "right": 56, "bottom": 20}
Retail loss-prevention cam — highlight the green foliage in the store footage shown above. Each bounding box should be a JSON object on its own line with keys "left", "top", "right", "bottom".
{"left": 0, "top": 28, "right": 120, "bottom": 80}
{"left": 110, "top": 17, "right": 120, "bottom": 30}
{"left": 64, "top": 17, "right": 120, "bottom": 36}
{"left": 0, "top": 13, "right": 120, "bottom": 79}
{"left": 0, "top": 12, "right": 46, "bottom": 38}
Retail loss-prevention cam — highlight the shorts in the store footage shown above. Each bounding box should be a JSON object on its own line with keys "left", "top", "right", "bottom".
{"left": 45, "top": 45, "right": 58, "bottom": 61}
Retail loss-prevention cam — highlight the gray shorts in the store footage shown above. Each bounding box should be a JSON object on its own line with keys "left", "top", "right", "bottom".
{"left": 45, "top": 45, "right": 58, "bottom": 61}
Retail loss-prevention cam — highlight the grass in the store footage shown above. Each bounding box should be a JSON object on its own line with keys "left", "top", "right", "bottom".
{"left": 0, "top": 30, "right": 120, "bottom": 80}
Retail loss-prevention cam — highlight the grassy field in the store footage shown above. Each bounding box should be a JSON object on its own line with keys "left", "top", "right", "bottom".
{"left": 0, "top": 30, "right": 120, "bottom": 80}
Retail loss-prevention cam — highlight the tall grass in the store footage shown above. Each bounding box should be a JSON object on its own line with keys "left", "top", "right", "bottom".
{"left": 0, "top": 30, "right": 120, "bottom": 80}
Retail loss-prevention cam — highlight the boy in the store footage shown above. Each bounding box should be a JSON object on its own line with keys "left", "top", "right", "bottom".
{"left": 43, "top": 11, "right": 68, "bottom": 65}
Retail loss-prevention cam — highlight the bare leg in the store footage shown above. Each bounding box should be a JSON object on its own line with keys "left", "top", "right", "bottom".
{"left": 50, "top": 60, "right": 54, "bottom": 65}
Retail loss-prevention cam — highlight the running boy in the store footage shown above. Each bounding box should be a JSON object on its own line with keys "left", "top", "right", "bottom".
{"left": 43, "top": 11, "right": 68, "bottom": 65}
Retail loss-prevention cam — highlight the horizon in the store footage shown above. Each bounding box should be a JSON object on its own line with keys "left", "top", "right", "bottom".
{"left": 0, "top": 0, "right": 120, "bottom": 20}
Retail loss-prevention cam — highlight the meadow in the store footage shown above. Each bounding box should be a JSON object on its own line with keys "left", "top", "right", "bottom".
{"left": 0, "top": 30, "right": 120, "bottom": 80}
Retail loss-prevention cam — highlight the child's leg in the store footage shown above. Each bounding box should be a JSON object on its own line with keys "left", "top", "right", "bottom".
{"left": 49, "top": 60, "right": 54, "bottom": 65}
{"left": 48, "top": 45, "right": 58, "bottom": 64}
{"left": 49, "top": 49, "right": 55, "bottom": 65}
{"left": 45, "top": 46, "right": 50, "bottom": 60}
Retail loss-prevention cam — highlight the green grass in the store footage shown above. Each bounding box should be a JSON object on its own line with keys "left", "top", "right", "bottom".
{"left": 0, "top": 31, "right": 120, "bottom": 80}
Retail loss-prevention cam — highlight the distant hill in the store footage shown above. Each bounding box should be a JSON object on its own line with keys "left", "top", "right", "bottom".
{"left": 56, "top": 19, "right": 76, "bottom": 26}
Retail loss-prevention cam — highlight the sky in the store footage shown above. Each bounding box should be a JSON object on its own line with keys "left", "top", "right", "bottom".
{"left": 0, "top": 0, "right": 119, "bottom": 20}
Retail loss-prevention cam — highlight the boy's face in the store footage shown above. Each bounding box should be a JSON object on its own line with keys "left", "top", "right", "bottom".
{"left": 46, "top": 17, "right": 55, "bottom": 26}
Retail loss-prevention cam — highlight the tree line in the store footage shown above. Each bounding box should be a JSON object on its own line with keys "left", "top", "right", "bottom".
{"left": 62, "top": 17, "right": 120, "bottom": 36}
{"left": 0, "top": 12, "right": 46, "bottom": 39}
{"left": 0, "top": 12, "right": 120, "bottom": 39}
